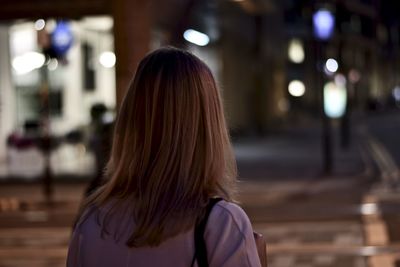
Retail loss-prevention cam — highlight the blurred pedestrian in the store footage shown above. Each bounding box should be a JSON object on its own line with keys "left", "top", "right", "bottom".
{"left": 67, "top": 47, "right": 262, "bottom": 267}
{"left": 85, "top": 103, "right": 113, "bottom": 196}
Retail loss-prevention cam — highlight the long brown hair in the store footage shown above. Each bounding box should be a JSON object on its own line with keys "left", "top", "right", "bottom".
{"left": 81, "top": 47, "right": 237, "bottom": 247}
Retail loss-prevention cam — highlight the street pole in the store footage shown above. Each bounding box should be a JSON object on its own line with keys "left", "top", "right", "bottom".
{"left": 340, "top": 90, "right": 350, "bottom": 148}
{"left": 338, "top": 34, "right": 350, "bottom": 149}
{"left": 316, "top": 42, "right": 333, "bottom": 174}
{"left": 40, "top": 65, "right": 53, "bottom": 205}
{"left": 313, "top": 8, "right": 335, "bottom": 174}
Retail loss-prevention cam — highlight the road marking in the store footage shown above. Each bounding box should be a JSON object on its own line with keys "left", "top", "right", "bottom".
{"left": 366, "top": 135, "right": 400, "bottom": 190}
{"left": 0, "top": 247, "right": 67, "bottom": 259}
{"left": 265, "top": 243, "right": 400, "bottom": 256}
{"left": 363, "top": 135, "right": 400, "bottom": 267}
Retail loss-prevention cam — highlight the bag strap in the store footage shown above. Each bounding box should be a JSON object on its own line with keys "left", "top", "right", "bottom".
{"left": 192, "top": 198, "right": 223, "bottom": 267}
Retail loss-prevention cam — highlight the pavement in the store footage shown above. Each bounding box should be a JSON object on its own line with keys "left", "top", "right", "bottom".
{"left": 234, "top": 111, "right": 400, "bottom": 267}
{"left": 0, "top": 111, "right": 400, "bottom": 267}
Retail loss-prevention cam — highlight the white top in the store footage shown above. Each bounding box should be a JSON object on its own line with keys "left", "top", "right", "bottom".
{"left": 67, "top": 200, "right": 262, "bottom": 267}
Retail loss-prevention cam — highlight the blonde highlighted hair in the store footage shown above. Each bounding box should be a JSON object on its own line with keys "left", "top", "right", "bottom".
{"left": 81, "top": 47, "right": 237, "bottom": 247}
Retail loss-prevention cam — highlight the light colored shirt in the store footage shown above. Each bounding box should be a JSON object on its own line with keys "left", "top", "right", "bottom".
{"left": 67, "top": 200, "right": 262, "bottom": 267}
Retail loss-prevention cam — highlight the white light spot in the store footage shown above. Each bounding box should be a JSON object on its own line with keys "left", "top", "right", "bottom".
{"left": 324, "top": 82, "right": 347, "bottom": 118}
{"left": 361, "top": 203, "right": 379, "bottom": 215}
{"left": 35, "top": 19, "right": 46, "bottom": 31}
{"left": 99, "top": 51, "right": 116, "bottom": 68}
{"left": 47, "top": 58, "right": 58, "bottom": 71}
{"left": 288, "top": 39, "right": 305, "bottom": 63}
{"left": 12, "top": 52, "right": 46, "bottom": 75}
{"left": 360, "top": 246, "right": 379, "bottom": 256}
{"left": 393, "top": 86, "right": 400, "bottom": 101}
{"left": 183, "top": 29, "right": 210, "bottom": 47}
{"left": 288, "top": 80, "right": 306, "bottom": 97}
{"left": 326, "top": 58, "right": 338, "bottom": 73}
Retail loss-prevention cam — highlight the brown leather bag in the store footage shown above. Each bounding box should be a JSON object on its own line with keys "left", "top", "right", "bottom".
{"left": 253, "top": 232, "right": 267, "bottom": 267}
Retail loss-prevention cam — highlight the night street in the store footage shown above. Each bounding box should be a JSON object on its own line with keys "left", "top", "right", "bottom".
{"left": 1, "top": 112, "right": 399, "bottom": 267}
{"left": 1, "top": 1, "right": 400, "bottom": 266}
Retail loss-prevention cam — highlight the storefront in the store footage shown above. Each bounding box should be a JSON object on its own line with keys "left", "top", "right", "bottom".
{"left": 0, "top": 0, "right": 238, "bottom": 183}
{"left": 0, "top": 16, "right": 116, "bottom": 179}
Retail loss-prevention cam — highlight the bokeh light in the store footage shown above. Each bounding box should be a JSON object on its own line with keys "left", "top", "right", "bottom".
{"left": 313, "top": 9, "right": 335, "bottom": 40}
{"left": 34, "top": 19, "right": 45, "bottom": 31}
{"left": 288, "top": 80, "right": 306, "bottom": 97}
{"left": 12, "top": 52, "right": 46, "bottom": 75}
{"left": 99, "top": 51, "right": 116, "bottom": 68}
{"left": 325, "top": 58, "right": 338, "bottom": 73}
{"left": 288, "top": 39, "right": 305, "bottom": 63}
{"left": 183, "top": 29, "right": 210, "bottom": 46}
{"left": 324, "top": 81, "right": 347, "bottom": 118}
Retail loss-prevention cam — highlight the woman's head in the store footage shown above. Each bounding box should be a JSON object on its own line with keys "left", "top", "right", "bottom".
{"left": 90, "top": 47, "right": 237, "bottom": 246}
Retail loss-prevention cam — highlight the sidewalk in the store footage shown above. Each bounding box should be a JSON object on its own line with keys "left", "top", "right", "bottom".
{"left": 234, "top": 122, "right": 367, "bottom": 181}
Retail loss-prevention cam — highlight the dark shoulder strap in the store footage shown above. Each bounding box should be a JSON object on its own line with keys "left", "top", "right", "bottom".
{"left": 193, "top": 198, "right": 223, "bottom": 267}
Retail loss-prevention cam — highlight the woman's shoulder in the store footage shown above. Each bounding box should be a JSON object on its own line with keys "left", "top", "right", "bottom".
{"left": 75, "top": 198, "right": 127, "bottom": 229}
{"left": 205, "top": 200, "right": 261, "bottom": 267}
{"left": 214, "top": 200, "right": 248, "bottom": 217}
{"left": 208, "top": 200, "right": 252, "bottom": 234}
{"left": 74, "top": 204, "right": 99, "bottom": 230}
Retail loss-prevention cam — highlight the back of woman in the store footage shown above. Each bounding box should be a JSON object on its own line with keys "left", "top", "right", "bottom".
{"left": 67, "top": 47, "right": 262, "bottom": 267}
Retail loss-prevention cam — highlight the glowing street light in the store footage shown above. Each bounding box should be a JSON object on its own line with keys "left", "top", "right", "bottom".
{"left": 288, "top": 39, "right": 305, "bottom": 63}
{"left": 183, "top": 29, "right": 210, "bottom": 46}
{"left": 313, "top": 8, "right": 335, "bottom": 173}
{"left": 313, "top": 9, "right": 335, "bottom": 40}
{"left": 288, "top": 80, "right": 306, "bottom": 97}
{"left": 99, "top": 51, "right": 116, "bottom": 68}
{"left": 325, "top": 58, "right": 338, "bottom": 73}
{"left": 12, "top": 52, "right": 46, "bottom": 75}
{"left": 324, "top": 81, "right": 347, "bottom": 118}
{"left": 35, "top": 19, "right": 46, "bottom": 31}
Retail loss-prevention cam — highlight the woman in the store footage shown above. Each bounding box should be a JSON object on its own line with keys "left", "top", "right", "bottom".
{"left": 67, "top": 47, "right": 262, "bottom": 267}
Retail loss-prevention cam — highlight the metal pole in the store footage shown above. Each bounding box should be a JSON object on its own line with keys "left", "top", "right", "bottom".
{"left": 340, "top": 91, "right": 350, "bottom": 148}
{"left": 338, "top": 32, "right": 350, "bottom": 149}
{"left": 40, "top": 65, "right": 53, "bottom": 204}
{"left": 317, "top": 41, "right": 333, "bottom": 174}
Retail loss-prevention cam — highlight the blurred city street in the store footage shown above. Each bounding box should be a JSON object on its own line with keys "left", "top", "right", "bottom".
{"left": 237, "top": 111, "right": 400, "bottom": 267}
{"left": 1, "top": 0, "right": 400, "bottom": 266}
{"left": 0, "top": 112, "right": 399, "bottom": 267}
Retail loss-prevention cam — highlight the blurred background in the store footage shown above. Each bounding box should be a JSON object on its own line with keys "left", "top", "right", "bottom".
{"left": 0, "top": 0, "right": 400, "bottom": 266}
